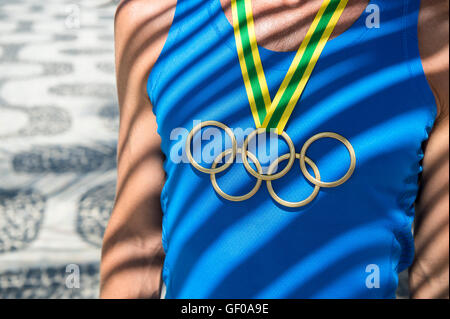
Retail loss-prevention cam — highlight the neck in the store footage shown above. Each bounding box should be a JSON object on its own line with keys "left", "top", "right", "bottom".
{"left": 220, "top": 0, "right": 369, "bottom": 52}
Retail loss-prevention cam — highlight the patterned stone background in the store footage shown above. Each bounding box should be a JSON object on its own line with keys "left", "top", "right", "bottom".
{"left": 0, "top": 0, "right": 409, "bottom": 299}
{"left": 0, "top": 0, "right": 119, "bottom": 298}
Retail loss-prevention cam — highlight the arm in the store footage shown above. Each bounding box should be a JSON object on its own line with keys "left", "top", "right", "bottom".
{"left": 100, "top": 0, "right": 176, "bottom": 299}
{"left": 411, "top": 0, "right": 449, "bottom": 299}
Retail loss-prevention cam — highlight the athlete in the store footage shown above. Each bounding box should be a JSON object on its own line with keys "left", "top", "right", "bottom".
{"left": 100, "top": 0, "right": 449, "bottom": 299}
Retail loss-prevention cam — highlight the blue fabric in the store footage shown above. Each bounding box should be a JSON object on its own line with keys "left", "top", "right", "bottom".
{"left": 147, "top": 0, "right": 437, "bottom": 299}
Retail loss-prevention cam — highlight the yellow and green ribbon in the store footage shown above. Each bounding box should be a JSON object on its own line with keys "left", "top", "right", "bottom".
{"left": 231, "top": 0, "right": 348, "bottom": 134}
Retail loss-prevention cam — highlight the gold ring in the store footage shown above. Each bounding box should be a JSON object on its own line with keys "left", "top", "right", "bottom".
{"left": 185, "top": 120, "right": 238, "bottom": 174}
{"left": 241, "top": 128, "right": 296, "bottom": 181}
{"left": 299, "top": 132, "right": 356, "bottom": 188}
{"left": 210, "top": 149, "right": 262, "bottom": 202}
{"left": 267, "top": 154, "right": 321, "bottom": 208}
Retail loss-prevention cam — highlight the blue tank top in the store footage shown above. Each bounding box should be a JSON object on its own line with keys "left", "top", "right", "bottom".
{"left": 147, "top": 0, "right": 437, "bottom": 298}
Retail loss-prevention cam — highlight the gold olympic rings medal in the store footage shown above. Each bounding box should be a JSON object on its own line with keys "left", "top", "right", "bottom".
{"left": 266, "top": 154, "right": 321, "bottom": 208}
{"left": 210, "top": 149, "right": 263, "bottom": 202}
{"left": 185, "top": 119, "right": 356, "bottom": 208}
{"left": 186, "top": 120, "right": 238, "bottom": 174}
{"left": 241, "top": 128, "right": 296, "bottom": 181}
{"left": 299, "top": 132, "right": 356, "bottom": 188}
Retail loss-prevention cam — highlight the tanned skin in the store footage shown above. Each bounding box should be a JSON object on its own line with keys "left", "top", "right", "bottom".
{"left": 100, "top": 0, "right": 449, "bottom": 299}
{"left": 410, "top": 0, "right": 449, "bottom": 299}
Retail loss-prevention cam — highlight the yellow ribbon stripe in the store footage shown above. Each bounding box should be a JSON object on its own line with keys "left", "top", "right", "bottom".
{"left": 231, "top": 0, "right": 271, "bottom": 127}
{"left": 265, "top": 0, "right": 348, "bottom": 134}
{"left": 231, "top": 0, "right": 349, "bottom": 134}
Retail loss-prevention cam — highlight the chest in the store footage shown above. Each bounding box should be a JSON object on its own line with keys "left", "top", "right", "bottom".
{"left": 149, "top": 0, "right": 435, "bottom": 200}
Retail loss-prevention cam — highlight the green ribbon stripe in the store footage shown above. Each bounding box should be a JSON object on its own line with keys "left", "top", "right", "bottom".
{"left": 237, "top": 0, "right": 267, "bottom": 124}
{"left": 264, "top": 0, "right": 340, "bottom": 128}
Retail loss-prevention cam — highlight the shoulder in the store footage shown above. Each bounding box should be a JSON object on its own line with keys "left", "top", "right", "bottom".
{"left": 115, "top": 0, "right": 177, "bottom": 31}
{"left": 418, "top": 0, "right": 449, "bottom": 121}
{"left": 114, "top": 0, "right": 177, "bottom": 95}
